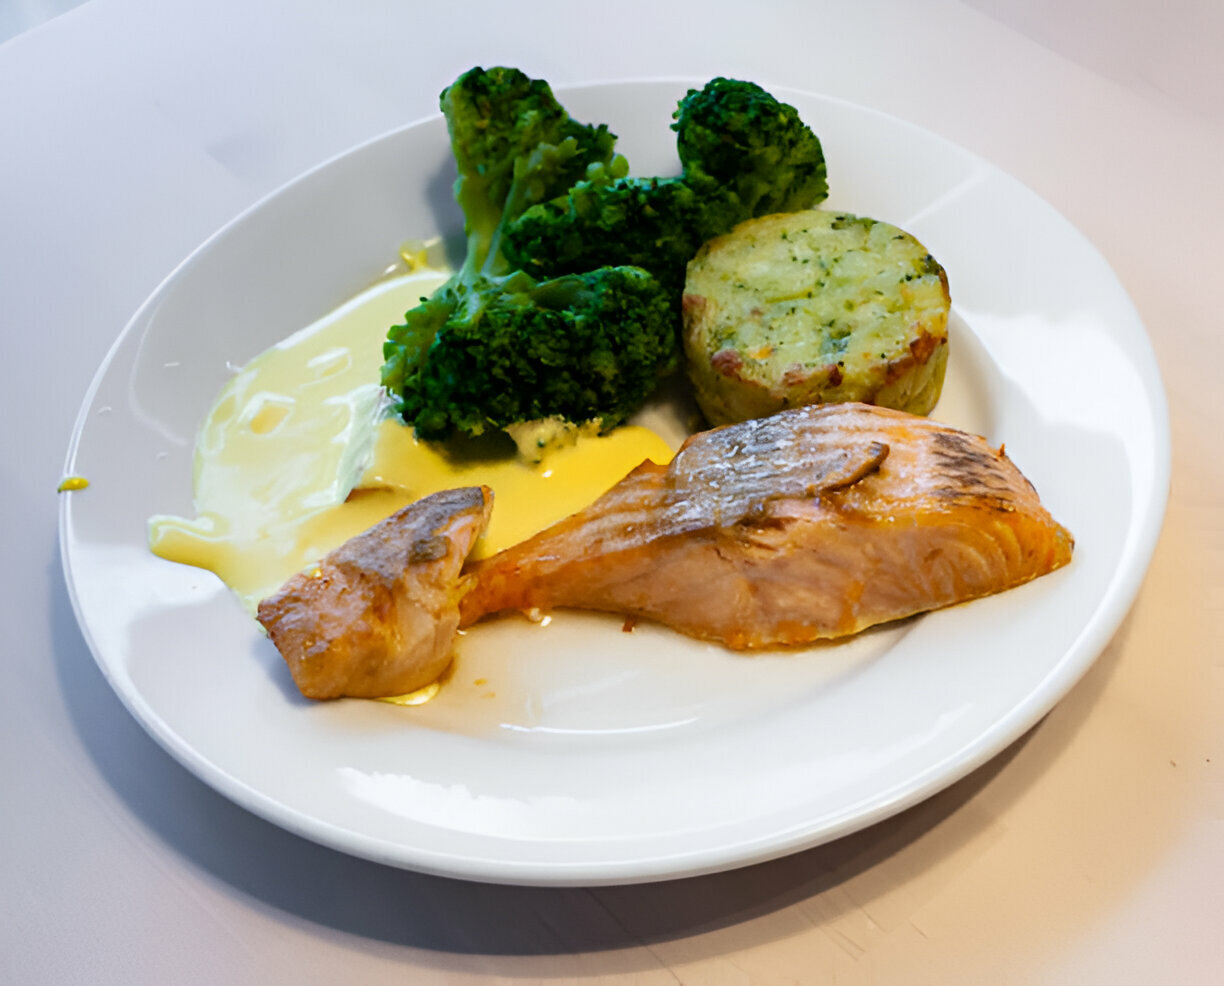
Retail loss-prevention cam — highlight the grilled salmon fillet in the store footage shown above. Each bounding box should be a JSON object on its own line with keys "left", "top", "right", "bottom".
{"left": 257, "top": 486, "right": 492, "bottom": 699}
{"left": 460, "top": 404, "right": 1072, "bottom": 648}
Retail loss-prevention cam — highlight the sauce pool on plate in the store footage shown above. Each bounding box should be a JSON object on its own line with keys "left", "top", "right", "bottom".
{"left": 148, "top": 262, "right": 674, "bottom": 614}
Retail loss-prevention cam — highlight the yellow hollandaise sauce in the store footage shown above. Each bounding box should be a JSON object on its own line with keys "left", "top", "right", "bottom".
{"left": 147, "top": 261, "right": 674, "bottom": 618}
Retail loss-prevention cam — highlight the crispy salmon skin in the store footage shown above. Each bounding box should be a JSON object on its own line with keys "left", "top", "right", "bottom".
{"left": 257, "top": 486, "right": 492, "bottom": 699}
{"left": 461, "top": 404, "right": 1072, "bottom": 648}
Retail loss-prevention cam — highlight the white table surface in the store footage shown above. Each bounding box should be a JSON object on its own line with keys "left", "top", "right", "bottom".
{"left": 4, "top": 1, "right": 1221, "bottom": 982}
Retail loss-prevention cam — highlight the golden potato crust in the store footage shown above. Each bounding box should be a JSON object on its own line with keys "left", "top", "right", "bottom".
{"left": 682, "top": 210, "right": 951, "bottom": 425}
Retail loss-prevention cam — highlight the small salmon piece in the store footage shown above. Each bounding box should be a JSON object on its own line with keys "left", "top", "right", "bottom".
{"left": 460, "top": 405, "right": 1072, "bottom": 648}
{"left": 257, "top": 486, "right": 492, "bottom": 699}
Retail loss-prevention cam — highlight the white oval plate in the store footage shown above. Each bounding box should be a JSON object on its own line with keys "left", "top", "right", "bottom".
{"left": 60, "top": 80, "right": 1169, "bottom": 886}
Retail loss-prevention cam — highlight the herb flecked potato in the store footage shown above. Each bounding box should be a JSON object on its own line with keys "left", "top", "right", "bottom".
{"left": 681, "top": 210, "right": 950, "bottom": 426}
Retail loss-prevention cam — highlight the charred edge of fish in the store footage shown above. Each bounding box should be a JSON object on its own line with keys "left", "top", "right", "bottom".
{"left": 408, "top": 535, "right": 450, "bottom": 564}
{"left": 930, "top": 431, "right": 1012, "bottom": 489}
{"left": 411, "top": 486, "right": 490, "bottom": 528}
{"left": 930, "top": 488, "right": 1019, "bottom": 512}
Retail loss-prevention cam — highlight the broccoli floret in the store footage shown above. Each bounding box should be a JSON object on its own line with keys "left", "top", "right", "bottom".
{"left": 504, "top": 175, "right": 710, "bottom": 293}
{"left": 394, "top": 267, "right": 676, "bottom": 440}
{"left": 673, "top": 77, "right": 828, "bottom": 217}
{"left": 381, "top": 68, "right": 677, "bottom": 442}
{"left": 500, "top": 78, "right": 827, "bottom": 292}
{"left": 439, "top": 65, "right": 619, "bottom": 278}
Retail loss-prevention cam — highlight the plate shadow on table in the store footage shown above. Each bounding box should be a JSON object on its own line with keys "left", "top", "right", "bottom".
{"left": 50, "top": 554, "right": 1129, "bottom": 964}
